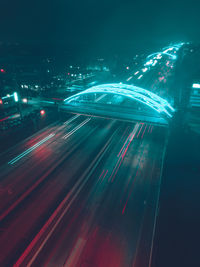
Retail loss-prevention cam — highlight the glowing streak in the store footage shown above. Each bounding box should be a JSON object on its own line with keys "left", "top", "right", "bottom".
{"left": 134, "top": 71, "right": 139, "bottom": 75}
{"left": 41, "top": 100, "right": 55, "bottom": 104}
{"left": 8, "top": 134, "right": 55, "bottom": 165}
{"left": 63, "top": 118, "right": 91, "bottom": 139}
{"left": 118, "top": 124, "right": 139, "bottom": 159}
{"left": 138, "top": 74, "right": 143, "bottom": 79}
{"left": 64, "top": 114, "right": 80, "bottom": 125}
{"left": 95, "top": 94, "right": 106, "bottom": 102}
{"left": 118, "top": 133, "right": 132, "bottom": 158}
{"left": 126, "top": 76, "right": 133, "bottom": 81}
{"left": 163, "top": 52, "right": 177, "bottom": 60}
{"left": 137, "top": 124, "right": 144, "bottom": 138}
{"left": 152, "top": 60, "right": 157, "bottom": 66}
{"left": 100, "top": 170, "right": 108, "bottom": 184}
{"left": 144, "top": 59, "right": 153, "bottom": 66}
{"left": 141, "top": 125, "right": 147, "bottom": 139}
{"left": 64, "top": 83, "right": 175, "bottom": 118}
{"left": 142, "top": 68, "right": 148, "bottom": 73}
{"left": 14, "top": 92, "right": 18, "bottom": 102}
{"left": 98, "top": 170, "right": 105, "bottom": 183}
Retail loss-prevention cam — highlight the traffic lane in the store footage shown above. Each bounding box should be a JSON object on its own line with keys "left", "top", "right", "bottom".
{"left": 27, "top": 124, "right": 167, "bottom": 267}
{"left": 13, "top": 122, "right": 134, "bottom": 267}
{"left": 73, "top": 126, "right": 167, "bottom": 267}
{"left": 132, "top": 59, "right": 173, "bottom": 91}
{"left": 0, "top": 119, "right": 119, "bottom": 266}
{"left": 0, "top": 116, "right": 109, "bottom": 221}
{"left": 0, "top": 113, "right": 82, "bottom": 166}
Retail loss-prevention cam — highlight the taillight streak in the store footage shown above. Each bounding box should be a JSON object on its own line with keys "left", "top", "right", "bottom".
{"left": 110, "top": 123, "right": 139, "bottom": 183}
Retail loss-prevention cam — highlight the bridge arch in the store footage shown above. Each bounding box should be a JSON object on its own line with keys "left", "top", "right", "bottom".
{"left": 64, "top": 83, "right": 175, "bottom": 118}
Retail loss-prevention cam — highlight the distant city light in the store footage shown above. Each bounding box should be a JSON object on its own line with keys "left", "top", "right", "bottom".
{"left": 13, "top": 92, "right": 18, "bottom": 102}
{"left": 144, "top": 59, "right": 153, "bottom": 66}
{"left": 192, "top": 83, "right": 200, "bottom": 89}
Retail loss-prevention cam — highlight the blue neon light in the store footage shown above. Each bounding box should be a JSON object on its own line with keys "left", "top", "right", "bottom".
{"left": 64, "top": 83, "right": 175, "bottom": 118}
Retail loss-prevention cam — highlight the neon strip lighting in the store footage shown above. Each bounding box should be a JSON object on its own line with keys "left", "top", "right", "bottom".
{"left": 76, "top": 83, "right": 175, "bottom": 110}
{"left": 64, "top": 83, "right": 174, "bottom": 117}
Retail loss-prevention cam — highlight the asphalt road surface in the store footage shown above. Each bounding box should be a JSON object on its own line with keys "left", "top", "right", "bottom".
{"left": 0, "top": 113, "right": 167, "bottom": 267}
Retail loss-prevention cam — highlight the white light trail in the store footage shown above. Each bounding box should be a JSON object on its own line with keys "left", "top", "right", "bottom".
{"left": 8, "top": 134, "right": 55, "bottom": 165}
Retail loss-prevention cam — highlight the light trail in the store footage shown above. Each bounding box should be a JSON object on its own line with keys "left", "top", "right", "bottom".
{"left": 56, "top": 114, "right": 81, "bottom": 132}
{"left": 109, "top": 123, "right": 140, "bottom": 183}
{"left": 64, "top": 83, "right": 175, "bottom": 117}
{"left": 95, "top": 94, "right": 106, "bottom": 102}
{"left": 8, "top": 134, "right": 55, "bottom": 165}
{"left": 137, "top": 74, "right": 143, "bottom": 79}
{"left": 62, "top": 118, "right": 91, "bottom": 139}
{"left": 126, "top": 76, "right": 133, "bottom": 81}
{"left": 14, "top": 129, "right": 115, "bottom": 267}
{"left": 64, "top": 114, "right": 80, "bottom": 125}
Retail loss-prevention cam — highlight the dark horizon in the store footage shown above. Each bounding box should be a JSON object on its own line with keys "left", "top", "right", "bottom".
{"left": 0, "top": 0, "right": 200, "bottom": 54}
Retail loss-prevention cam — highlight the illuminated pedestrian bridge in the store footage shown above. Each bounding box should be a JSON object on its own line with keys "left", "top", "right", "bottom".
{"left": 62, "top": 83, "right": 175, "bottom": 125}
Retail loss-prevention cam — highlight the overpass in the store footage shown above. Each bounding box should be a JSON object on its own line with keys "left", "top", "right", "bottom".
{"left": 61, "top": 83, "right": 175, "bottom": 126}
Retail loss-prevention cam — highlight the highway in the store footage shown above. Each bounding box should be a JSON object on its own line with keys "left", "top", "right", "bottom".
{"left": 0, "top": 113, "right": 167, "bottom": 266}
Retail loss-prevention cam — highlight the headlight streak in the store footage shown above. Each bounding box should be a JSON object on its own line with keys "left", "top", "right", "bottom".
{"left": 8, "top": 134, "right": 55, "bottom": 165}
{"left": 126, "top": 76, "right": 133, "bottom": 81}
{"left": 62, "top": 118, "right": 91, "bottom": 140}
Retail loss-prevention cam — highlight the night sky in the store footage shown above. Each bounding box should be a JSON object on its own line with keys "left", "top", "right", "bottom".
{"left": 0, "top": 0, "right": 200, "bottom": 53}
